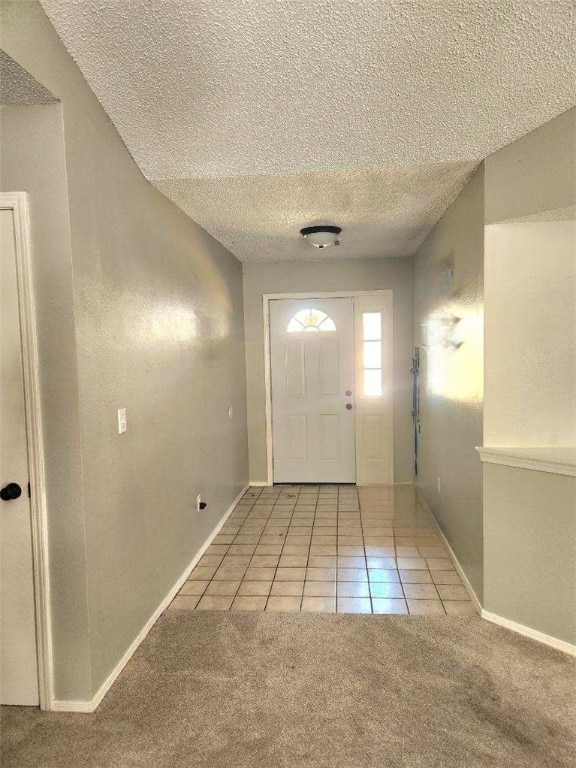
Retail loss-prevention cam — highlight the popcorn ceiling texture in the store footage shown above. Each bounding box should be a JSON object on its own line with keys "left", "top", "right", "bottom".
{"left": 40, "top": 0, "right": 576, "bottom": 261}
{"left": 155, "top": 162, "right": 478, "bottom": 262}
{"left": 0, "top": 49, "right": 58, "bottom": 105}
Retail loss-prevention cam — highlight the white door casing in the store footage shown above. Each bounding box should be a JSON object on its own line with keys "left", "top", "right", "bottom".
{"left": 354, "top": 292, "right": 394, "bottom": 485}
{"left": 265, "top": 291, "right": 394, "bottom": 486}
{"left": 270, "top": 298, "right": 356, "bottom": 483}
{"left": 0, "top": 207, "right": 39, "bottom": 705}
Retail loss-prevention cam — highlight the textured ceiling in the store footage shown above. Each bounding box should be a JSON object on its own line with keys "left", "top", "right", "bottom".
{"left": 40, "top": 0, "right": 576, "bottom": 261}
{"left": 155, "top": 162, "right": 478, "bottom": 262}
{"left": 0, "top": 49, "right": 58, "bottom": 105}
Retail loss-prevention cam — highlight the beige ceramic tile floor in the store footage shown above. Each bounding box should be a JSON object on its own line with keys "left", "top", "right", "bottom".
{"left": 169, "top": 485, "right": 476, "bottom": 615}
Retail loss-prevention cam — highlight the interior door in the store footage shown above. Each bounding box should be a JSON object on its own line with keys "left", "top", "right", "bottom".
{"left": 270, "top": 298, "right": 355, "bottom": 483}
{"left": 0, "top": 207, "right": 39, "bottom": 706}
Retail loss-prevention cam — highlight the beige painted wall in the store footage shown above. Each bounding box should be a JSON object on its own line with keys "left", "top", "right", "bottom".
{"left": 242, "top": 257, "right": 414, "bottom": 484}
{"left": 483, "top": 465, "right": 575, "bottom": 645}
{"left": 485, "top": 220, "right": 576, "bottom": 447}
{"left": 413, "top": 166, "right": 485, "bottom": 601}
{"left": 481, "top": 109, "right": 576, "bottom": 645}
{"left": 485, "top": 106, "right": 576, "bottom": 225}
{"left": 0, "top": 103, "right": 92, "bottom": 699}
{"left": 1, "top": 1, "right": 248, "bottom": 701}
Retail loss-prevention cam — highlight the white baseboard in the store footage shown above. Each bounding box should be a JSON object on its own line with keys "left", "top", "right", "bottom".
{"left": 251, "top": 481, "right": 416, "bottom": 487}
{"left": 418, "top": 496, "right": 482, "bottom": 614}
{"left": 417, "top": 491, "right": 575, "bottom": 655}
{"left": 51, "top": 483, "right": 249, "bottom": 713}
{"left": 481, "top": 610, "right": 576, "bottom": 656}
{"left": 357, "top": 482, "right": 395, "bottom": 487}
{"left": 50, "top": 699, "right": 95, "bottom": 714}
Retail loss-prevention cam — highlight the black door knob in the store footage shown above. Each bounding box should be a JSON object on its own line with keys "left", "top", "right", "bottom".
{"left": 0, "top": 483, "right": 22, "bottom": 501}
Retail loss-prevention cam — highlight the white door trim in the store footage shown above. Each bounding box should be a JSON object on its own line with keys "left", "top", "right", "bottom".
{"left": 1, "top": 192, "right": 53, "bottom": 709}
{"left": 263, "top": 290, "right": 394, "bottom": 487}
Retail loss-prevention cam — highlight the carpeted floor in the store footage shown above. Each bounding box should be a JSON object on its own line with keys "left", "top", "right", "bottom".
{"left": 1, "top": 612, "right": 574, "bottom": 767}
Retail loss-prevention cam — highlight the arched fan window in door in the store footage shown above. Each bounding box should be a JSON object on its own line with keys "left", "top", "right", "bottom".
{"left": 286, "top": 308, "right": 337, "bottom": 333}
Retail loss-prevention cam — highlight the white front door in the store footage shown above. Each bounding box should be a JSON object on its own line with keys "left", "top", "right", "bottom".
{"left": 0, "top": 208, "right": 39, "bottom": 706}
{"left": 270, "top": 298, "right": 355, "bottom": 483}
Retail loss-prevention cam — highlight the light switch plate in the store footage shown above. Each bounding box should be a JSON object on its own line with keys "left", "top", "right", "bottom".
{"left": 118, "top": 407, "right": 127, "bottom": 434}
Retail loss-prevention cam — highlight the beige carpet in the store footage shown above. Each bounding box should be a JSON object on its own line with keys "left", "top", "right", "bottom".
{"left": 1, "top": 612, "right": 574, "bottom": 767}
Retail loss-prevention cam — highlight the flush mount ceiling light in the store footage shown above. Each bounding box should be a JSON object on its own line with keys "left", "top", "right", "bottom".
{"left": 300, "top": 225, "right": 342, "bottom": 249}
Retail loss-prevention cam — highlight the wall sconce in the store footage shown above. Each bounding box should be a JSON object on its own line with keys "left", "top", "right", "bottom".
{"left": 428, "top": 313, "right": 464, "bottom": 349}
{"left": 447, "top": 315, "right": 464, "bottom": 348}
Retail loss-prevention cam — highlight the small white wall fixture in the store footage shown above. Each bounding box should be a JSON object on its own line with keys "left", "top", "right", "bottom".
{"left": 263, "top": 291, "right": 394, "bottom": 487}
{"left": 0, "top": 192, "right": 53, "bottom": 709}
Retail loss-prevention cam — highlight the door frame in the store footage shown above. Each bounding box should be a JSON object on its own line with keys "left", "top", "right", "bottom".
{"left": 1, "top": 192, "right": 53, "bottom": 709}
{"left": 263, "top": 290, "right": 394, "bottom": 487}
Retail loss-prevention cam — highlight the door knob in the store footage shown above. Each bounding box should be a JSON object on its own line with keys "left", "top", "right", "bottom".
{"left": 0, "top": 483, "right": 22, "bottom": 501}
{"left": 346, "top": 403, "right": 353, "bottom": 410}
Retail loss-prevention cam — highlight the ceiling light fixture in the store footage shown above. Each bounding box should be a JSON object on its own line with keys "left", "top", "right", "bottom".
{"left": 300, "top": 225, "right": 342, "bottom": 249}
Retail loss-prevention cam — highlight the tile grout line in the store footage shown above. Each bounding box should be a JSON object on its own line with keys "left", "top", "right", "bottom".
{"left": 181, "top": 484, "right": 472, "bottom": 616}
{"left": 225, "top": 485, "right": 261, "bottom": 609}
{"left": 265, "top": 485, "right": 298, "bottom": 611}
{"left": 230, "top": 490, "right": 263, "bottom": 607}
{"left": 391, "top": 494, "right": 410, "bottom": 613}
{"left": 299, "top": 486, "right": 313, "bottom": 611}
{"left": 235, "top": 485, "right": 268, "bottom": 609}
{"left": 299, "top": 486, "right": 311, "bottom": 611}
{"left": 233, "top": 486, "right": 264, "bottom": 607}
{"left": 357, "top": 487, "right": 374, "bottom": 614}
{"left": 259, "top": 485, "right": 284, "bottom": 611}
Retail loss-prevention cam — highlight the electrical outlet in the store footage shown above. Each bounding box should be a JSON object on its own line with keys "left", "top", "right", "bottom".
{"left": 437, "top": 476, "right": 441, "bottom": 494}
